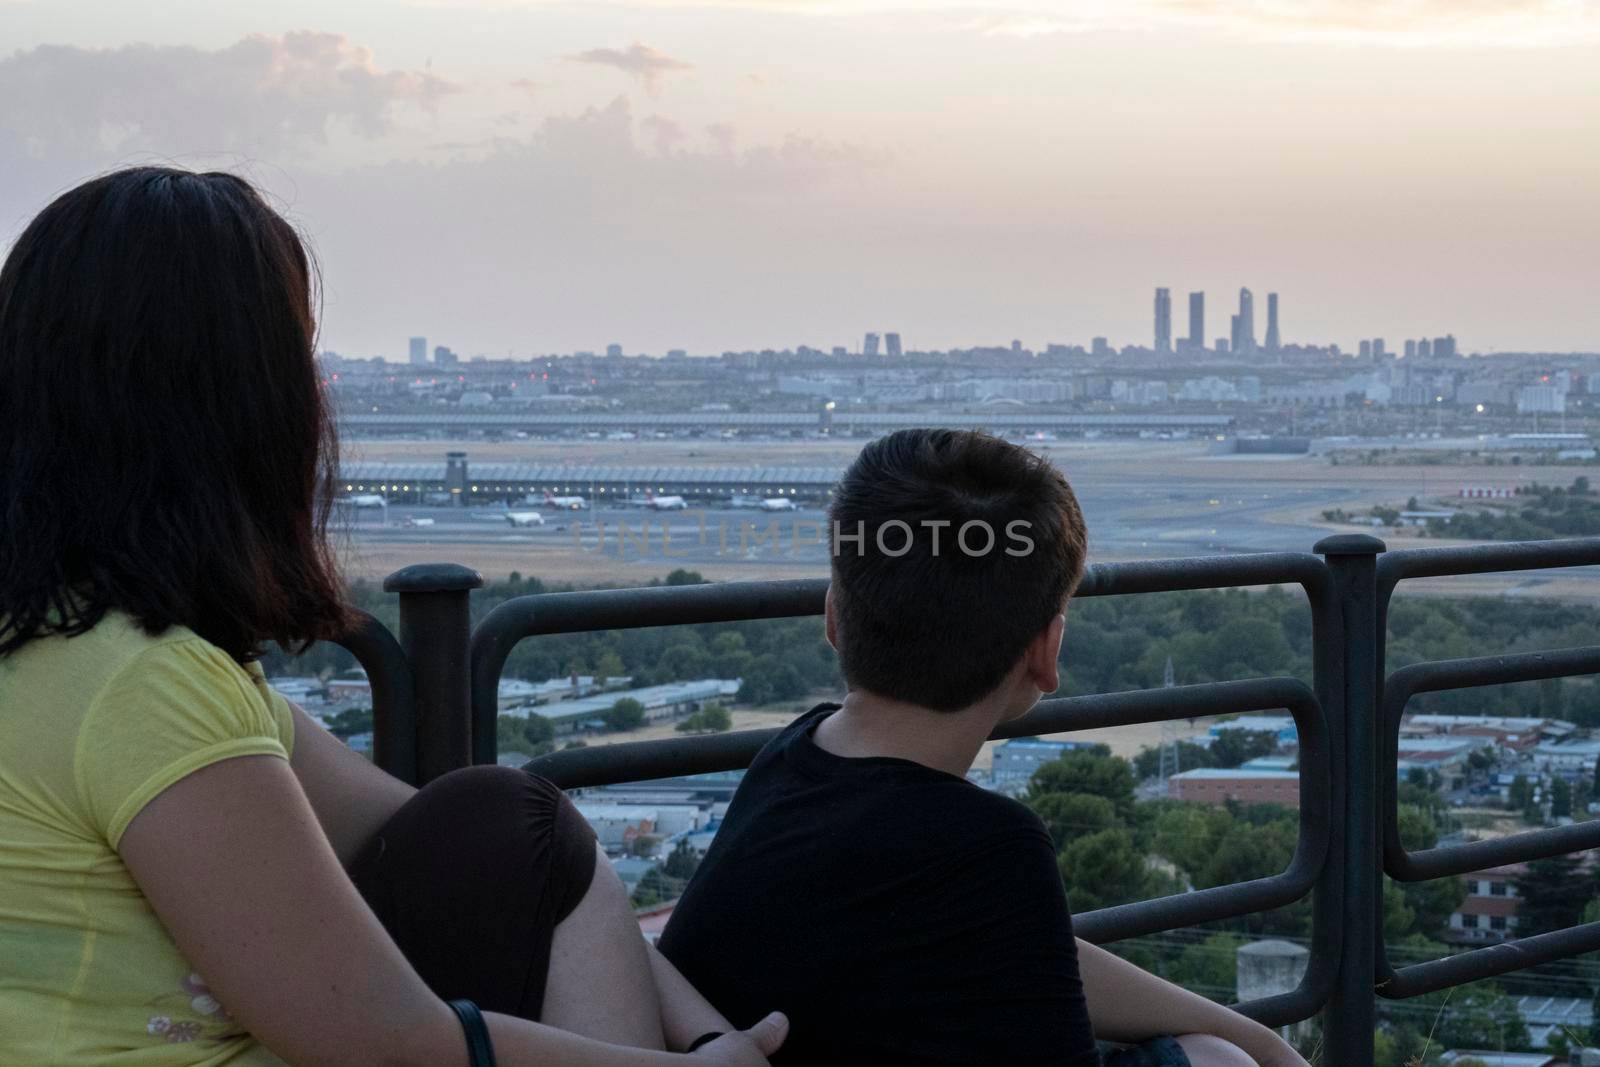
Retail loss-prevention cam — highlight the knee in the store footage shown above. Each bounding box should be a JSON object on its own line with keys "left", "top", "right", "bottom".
{"left": 1172, "top": 1034, "right": 1256, "bottom": 1067}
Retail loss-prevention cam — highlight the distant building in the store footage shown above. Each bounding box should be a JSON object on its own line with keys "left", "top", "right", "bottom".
{"left": 1210, "top": 714, "right": 1298, "bottom": 745}
{"left": 1359, "top": 340, "right": 1373, "bottom": 360}
{"left": 1187, "top": 292, "right": 1205, "bottom": 351}
{"left": 862, "top": 332, "right": 880, "bottom": 357}
{"left": 1518, "top": 385, "right": 1567, "bottom": 414}
{"left": 884, "top": 332, "right": 903, "bottom": 357}
{"left": 1448, "top": 864, "right": 1523, "bottom": 943}
{"left": 1168, "top": 768, "right": 1299, "bottom": 808}
{"left": 1091, "top": 336, "right": 1113, "bottom": 358}
{"left": 408, "top": 336, "right": 427, "bottom": 365}
{"left": 1373, "top": 338, "right": 1387, "bottom": 360}
{"left": 1404, "top": 339, "right": 1418, "bottom": 359}
{"left": 1264, "top": 293, "right": 1281, "bottom": 353}
{"left": 501, "top": 678, "right": 742, "bottom": 734}
{"left": 1215, "top": 337, "right": 1231, "bottom": 355}
{"left": 1434, "top": 334, "right": 1458, "bottom": 358}
{"left": 1418, "top": 338, "right": 1433, "bottom": 358}
{"left": 433, "top": 345, "right": 457, "bottom": 366}
{"left": 1154, "top": 288, "right": 1173, "bottom": 354}
{"left": 991, "top": 738, "right": 1105, "bottom": 792}
{"left": 830, "top": 346, "right": 848, "bottom": 358}
{"left": 1235, "top": 288, "right": 1256, "bottom": 354}
{"left": 607, "top": 343, "right": 624, "bottom": 358}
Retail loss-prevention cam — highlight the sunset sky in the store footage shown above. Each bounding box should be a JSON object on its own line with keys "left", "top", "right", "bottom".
{"left": 1, "top": 0, "right": 1596, "bottom": 357}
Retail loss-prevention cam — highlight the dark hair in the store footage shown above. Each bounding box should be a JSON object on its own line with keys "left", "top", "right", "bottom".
{"left": 0, "top": 167, "right": 354, "bottom": 663}
{"left": 828, "top": 428, "right": 1087, "bottom": 710}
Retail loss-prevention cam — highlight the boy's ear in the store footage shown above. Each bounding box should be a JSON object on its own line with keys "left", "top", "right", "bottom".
{"left": 1026, "top": 612, "right": 1066, "bottom": 695}
{"left": 824, "top": 583, "right": 839, "bottom": 651}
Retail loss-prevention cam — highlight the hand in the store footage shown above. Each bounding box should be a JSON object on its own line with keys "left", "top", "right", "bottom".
{"left": 688, "top": 1012, "right": 788, "bottom": 1065}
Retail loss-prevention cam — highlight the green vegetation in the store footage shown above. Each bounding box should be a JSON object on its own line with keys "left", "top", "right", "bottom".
{"left": 675, "top": 703, "right": 732, "bottom": 734}
{"left": 1424, "top": 477, "right": 1600, "bottom": 541}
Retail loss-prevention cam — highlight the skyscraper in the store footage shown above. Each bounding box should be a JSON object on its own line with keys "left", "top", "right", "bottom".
{"left": 863, "top": 332, "right": 880, "bottom": 357}
{"left": 1229, "top": 314, "right": 1242, "bottom": 355}
{"left": 885, "top": 332, "right": 903, "bottom": 357}
{"left": 1154, "top": 288, "right": 1172, "bottom": 354}
{"left": 1187, "top": 292, "right": 1205, "bottom": 352}
{"left": 409, "top": 336, "right": 427, "bottom": 365}
{"left": 1236, "top": 289, "right": 1256, "bottom": 354}
{"left": 1264, "top": 293, "right": 1280, "bottom": 353}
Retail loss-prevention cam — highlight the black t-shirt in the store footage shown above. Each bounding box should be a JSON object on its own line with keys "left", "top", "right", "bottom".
{"left": 658, "top": 704, "right": 1100, "bottom": 1066}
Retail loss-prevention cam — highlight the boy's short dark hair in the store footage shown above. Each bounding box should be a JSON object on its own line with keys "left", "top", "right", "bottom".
{"left": 828, "top": 428, "right": 1087, "bottom": 711}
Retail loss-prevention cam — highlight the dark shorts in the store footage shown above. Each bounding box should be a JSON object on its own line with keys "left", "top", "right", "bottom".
{"left": 349, "top": 765, "right": 599, "bottom": 1020}
{"left": 1102, "top": 1036, "right": 1192, "bottom": 1067}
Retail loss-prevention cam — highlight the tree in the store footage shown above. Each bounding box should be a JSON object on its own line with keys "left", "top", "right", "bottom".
{"left": 594, "top": 650, "right": 625, "bottom": 685}
{"left": 1058, "top": 828, "right": 1166, "bottom": 913}
{"left": 325, "top": 706, "right": 373, "bottom": 739}
{"left": 1028, "top": 793, "right": 1118, "bottom": 850}
{"left": 1551, "top": 775, "right": 1572, "bottom": 819}
{"left": 1209, "top": 729, "right": 1279, "bottom": 770}
{"left": 495, "top": 713, "right": 555, "bottom": 757}
{"left": 604, "top": 698, "right": 647, "bottom": 732}
{"left": 1029, "top": 751, "right": 1137, "bottom": 820}
{"left": 1133, "top": 740, "right": 1215, "bottom": 780}
{"left": 663, "top": 839, "right": 701, "bottom": 881}
{"left": 630, "top": 867, "right": 675, "bottom": 908}
{"left": 1166, "top": 933, "right": 1243, "bottom": 1004}
{"left": 1507, "top": 774, "right": 1533, "bottom": 813}
{"left": 630, "top": 834, "right": 661, "bottom": 858}
{"left": 676, "top": 704, "right": 733, "bottom": 734}
{"left": 1515, "top": 854, "right": 1590, "bottom": 937}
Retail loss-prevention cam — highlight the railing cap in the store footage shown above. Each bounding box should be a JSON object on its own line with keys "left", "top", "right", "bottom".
{"left": 382, "top": 562, "right": 485, "bottom": 594}
{"left": 1313, "top": 533, "right": 1386, "bottom": 556}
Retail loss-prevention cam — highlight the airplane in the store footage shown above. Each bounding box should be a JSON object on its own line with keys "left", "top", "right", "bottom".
{"left": 760, "top": 497, "right": 797, "bottom": 512}
{"left": 542, "top": 491, "right": 587, "bottom": 510}
{"left": 505, "top": 512, "right": 546, "bottom": 527}
{"left": 645, "top": 491, "right": 688, "bottom": 510}
{"left": 343, "top": 494, "right": 388, "bottom": 508}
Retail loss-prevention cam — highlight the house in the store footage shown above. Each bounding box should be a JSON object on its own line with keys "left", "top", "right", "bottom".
{"left": 991, "top": 738, "right": 1108, "bottom": 791}
{"left": 1447, "top": 863, "right": 1525, "bottom": 943}
{"left": 1209, "top": 715, "right": 1298, "bottom": 746}
{"left": 1167, "top": 768, "right": 1299, "bottom": 808}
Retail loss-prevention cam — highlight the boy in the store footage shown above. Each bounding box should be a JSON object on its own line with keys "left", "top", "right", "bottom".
{"left": 658, "top": 429, "right": 1306, "bottom": 1066}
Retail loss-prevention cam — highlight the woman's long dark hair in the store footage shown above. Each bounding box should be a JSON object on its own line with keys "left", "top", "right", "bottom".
{"left": 0, "top": 167, "right": 354, "bottom": 663}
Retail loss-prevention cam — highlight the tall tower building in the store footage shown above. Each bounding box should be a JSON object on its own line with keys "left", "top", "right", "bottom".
{"left": 1237, "top": 289, "right": 1256, "bottom": 354}
{"left": 1264, "top": 293, "right": 1281, "bottom": 353}
{"left": 863, "top": 332, "right": 880, "bottom": 357}
{"left": 1187, "top": 292, "right": 1205, "bottom": 351}
{"left": 408, "top": 336, "right": 427, "bottom": 365}
{"left": 885, "top": 332, "right": 903, "bottom": 357}
{"left": 1154, "top": 288, "right": 1173, "bottom": 354}
{"left": 1230, "top": 314, "right": 1242, "bottom": 354}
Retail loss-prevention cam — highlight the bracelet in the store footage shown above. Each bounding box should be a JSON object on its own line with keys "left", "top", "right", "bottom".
{"left": 686, "top": 1031, "right": 726, "bottom": 1052}
{"left": 446, "top": 999, "right": 498, "bottom": 1067}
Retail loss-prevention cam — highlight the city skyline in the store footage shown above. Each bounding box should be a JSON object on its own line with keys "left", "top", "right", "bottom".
{"left": 0, "top": 2, "right": 1595, "bottom": 355}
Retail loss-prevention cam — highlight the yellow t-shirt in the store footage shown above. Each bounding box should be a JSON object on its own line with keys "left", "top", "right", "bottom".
{"left": 0, "top": 610, "right": 295, "bottom": 1065}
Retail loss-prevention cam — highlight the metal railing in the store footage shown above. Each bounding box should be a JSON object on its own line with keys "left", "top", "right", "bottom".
{"left": 328, "top": 534, "right": 1600, "bottom": 1066}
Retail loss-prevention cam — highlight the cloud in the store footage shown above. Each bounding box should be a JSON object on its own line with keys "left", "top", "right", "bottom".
{"left": 508, "top": 78, "right": 548, "bottom": 97}
{"left": 643, "top": 113, "right": 686, "bottom": 153}
{"left": 0, "top": 32, "right": 458, "bottom": 162}
{"left": 948, "top": 0, "right": 1600, "bottom": 47}
{"left": 566, "top": 43, "right": 693, "bottom": 96}
{"left": 705, "top": 122, "right": 737, "bottom": 154}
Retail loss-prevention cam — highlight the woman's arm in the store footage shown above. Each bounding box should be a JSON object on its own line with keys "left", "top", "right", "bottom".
{"left": 119, "top": 753, "right": 780, "bottom": 1066}
{"left": 1075, "top": 939, "right": 1308, "bottom": 1067}
{"left": 647, "top": 942, "right": 736, "bottom": 1052}
{"left": 286, "top": 701, "right": 416, "bottom": 866}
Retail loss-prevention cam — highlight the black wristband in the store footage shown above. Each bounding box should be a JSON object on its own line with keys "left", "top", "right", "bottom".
{"left": 447, "top": 999, "right": 498, "bottom": 1067}
{"left": 686, "top": 1031, "right": 726, "bottom": 1052}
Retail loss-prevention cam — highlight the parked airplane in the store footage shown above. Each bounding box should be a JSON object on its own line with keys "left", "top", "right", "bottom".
{"left": 760, "top": 497, "right": 797, "bottom": 512}
{"left": 541, "top": 491, "right": 587, "bottom": 510}
{"left": 646, "top": 492, "right": 688, "bottom": 510}
{"left": 505, "top": 512, "right": 546, "bottom": 527}
{"left": 344, "top": 494, "right": 387, "bottom": 508}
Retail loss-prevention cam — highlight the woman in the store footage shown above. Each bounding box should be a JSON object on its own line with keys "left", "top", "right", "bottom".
{"left": 0, "top": 168, "right": 785, "bottom": 1066}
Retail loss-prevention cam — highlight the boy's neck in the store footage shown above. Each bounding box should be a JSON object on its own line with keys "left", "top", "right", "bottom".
{"left": 812, "top": 689, "right": 1007, "bottom": 779}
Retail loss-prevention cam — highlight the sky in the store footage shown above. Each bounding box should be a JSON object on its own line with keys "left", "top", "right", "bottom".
{"left": 0, "top": 0, "right": 1597, "bottom": 358}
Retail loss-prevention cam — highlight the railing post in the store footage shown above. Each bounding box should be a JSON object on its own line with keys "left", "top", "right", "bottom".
{"left": 1316, "top": 533, "right": 1385, "bottom": 1067}
{"left": 383, "top": 563, "right": 485, "bottom": 785}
